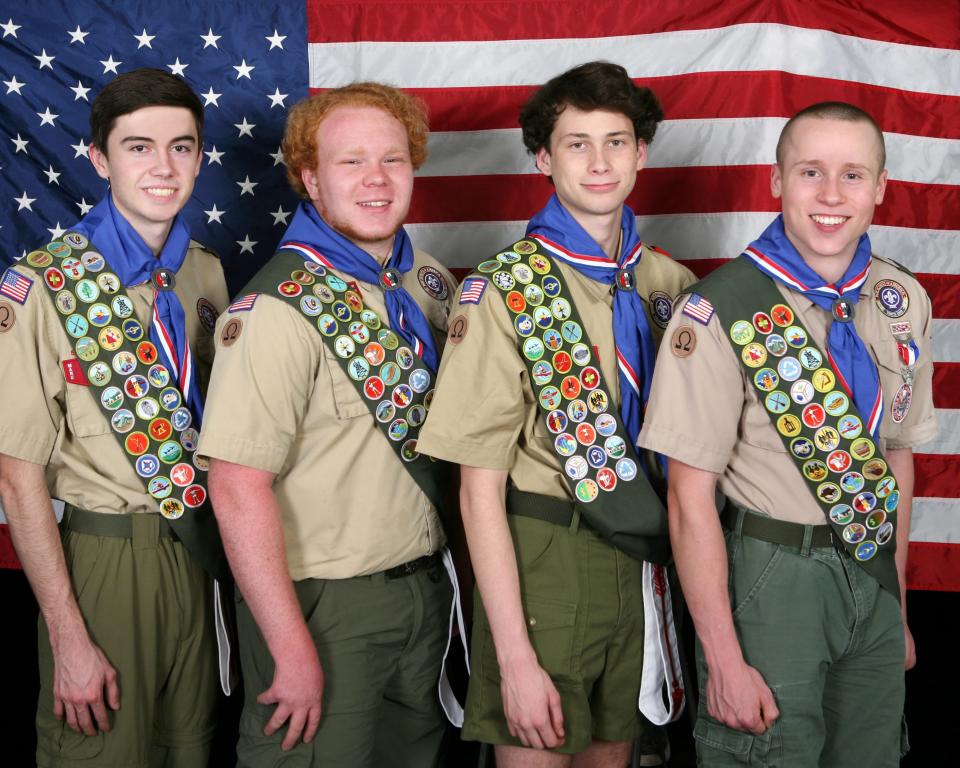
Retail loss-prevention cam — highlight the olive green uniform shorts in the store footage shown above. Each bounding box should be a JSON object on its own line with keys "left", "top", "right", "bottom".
{"left": 464, "top": 513, "right": 646, "bottom": 754}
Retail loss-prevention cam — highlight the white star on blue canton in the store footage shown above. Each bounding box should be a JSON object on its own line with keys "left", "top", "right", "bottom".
{"left": 134, "top": 29, "right": 156, "bottom": 49}
{"left": 266, "top": 29, "right": 286, "bottom": 49}
{"left": 3, "top": 75, "right": 25, "bottom": 95}
{"left": 15, "top": 191, "right": 36, "bottom": 211}
{"left": 67, "top": 25, "right": 89, "bottom": 44}
{"left": 101, "top": 55, "right": 122, "bottom": 74}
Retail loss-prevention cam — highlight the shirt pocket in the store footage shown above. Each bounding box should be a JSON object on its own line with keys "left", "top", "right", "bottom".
{"left": 60, "top": 357, "right": 112, "bottom": 438}
{"left": 321, "top": 345, "right": 369, "bottom": 420}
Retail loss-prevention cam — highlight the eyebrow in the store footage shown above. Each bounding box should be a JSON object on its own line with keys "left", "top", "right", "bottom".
{"left": 120, "top": 135, "right": 197, "bottom": 144}
{"left": 559, "top": 130, "right": 632, "bottom": 140}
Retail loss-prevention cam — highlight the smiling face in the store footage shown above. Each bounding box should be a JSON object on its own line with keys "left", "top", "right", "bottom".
{"left": 301, "top": 105, "right": 414, "bottom": 264}
{"left": 88, "top": 105, "right": 201, "bottom": 252}
{"left": 535, "top": 106, "right": 646, "bottom": 230}
{"left": 771, "top": 116, "right": 887, "bottom": 275}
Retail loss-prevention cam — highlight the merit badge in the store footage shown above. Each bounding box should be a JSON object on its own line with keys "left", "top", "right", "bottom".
{"left": 850, "top": 438, "right": 876, "bottom": 462}
{"left": 344, "top": 290, "right": 364, "bottom": 312}
{"left": 75, "top": 279, "right": 99, "bottom": 303}
{"left": 278, "top": 280, "right": 302, "bottom": 297}
{"left": 364, "top": 377, "right": 386, "bottom": 400}
{"left": 313, "top": 284, "right": 335, "bottom": 303}
{"left": 0, "top": 300, "right": 15, "bottom": 332}
{"left": 855, "top": 540, "right": 878, "bottom": 561}
{"left": 136, "top": 454, "right": 160, "bottom": 478}
{"left": 326, "top": 274, "right": 348, "bottom": 292}
{"left": 777, "top": 356, "right": 802, "bottom": 382}
{"left": 553, "top": 350, "right": 573, "bottom": 374}
{"left": 388, "top": 419, "right": 409, "bottom": 441}
{"left": 524, "top": 284, "right": 545, "bottom": 306}
{"left": 826, "top": 450, "right": 852, "bottom": 473}
{"left": 182, "top": 485, "right": 207, "bottom": 509}
{"left": 783, "top": 326, "right": 806, "bottom": 348}
{"left": 842, "top": 523, "right": 866, "bottom": 544}
{"left": 291, "top": 269, "right": 315, "bottom": 285}
{"left": 575, "top": 479, "right": 599, "bottom": 503}
{"left": 560, "top": 321, "right": 582, "bottom": 344}
{"left": 61, "top": 257, "right": 85, "bottom": 280}
{"left": 604, "top": 435, "right": 627, "bottom": 459}
{"left": 837, "top": 414, "right": 863, "bottom": 440}
{"left": 802, "top": 403, "right": 826, "bottom": 429}
{"left": 159, "top": 387, "right": 181, "bottom": 411}
{"left": 539, "top": 386, "right": 562, "bottom": 411}
{"left": 506, "top": 291, "right": 526, "bottom": 313}
{"left": 841, "top": 472, "right": 865, "bottom": 494}
{"left": 87, "top": 303, "right": 112, "bottom": 327}
{"left": 729, "top": 320, "right": 754, "bottom": 346}
{"left": 396, "top": 346, "right": 414, "bottom": 369}
{"left": 459, "top": 277, "right": 488, "bottom": 305}
{"left": 376, "top": 401, "right": 396, "bottom": 423}
{"left": 830, "top": 504, "right": 855, "bottom": 525}
{"left": 532, "top": 361, "right": 554, "bottom": 386}
{"left": 300, "top": 296, "right": 323, "bottom": 317}
{"left": 616, "top": 458, "right": 638, "bottom": 481}
{"left": 348, "top": 357, "right": 371, "bottom": 381}
{"left": 580, "top": 366, "right": 600, "bottom": 391}
{"left": 529, "top": 253, "right": 551, "bottom": 275}
{"left": 515, "top": 313, "right": 535, "bottom": 336}
{"left": 770, "top": 304, "right": 794, "bottom": 327}
{"left": 798, "top": 347, "right": 822, "bottom": 371}
{"left": 81, "top": 251, "right": 105, "bottom": 272}
{"left": 26, "top": 250, "right": 53, "bottom": 268}
{"left": 493, "top": 271, "right": 515, "bottom": 291}
{"left": 170, "top": 463, "right": 196, "bottom": 487}
{"left": 65, "top": 314, "right": 89, "bottom": 338}
{"left": 331, "top": 301, "right": 352, "bottom": 322}
{"left": 803, "top": 460, "right": 827, "bottom": 482}
{"left": 682, "top": 293, "right": 715, "bottom": 325}
{"left": 172, "top": 406, "right": 192, "bottom": 431}
{"left": 364, "top": 342, "right": 386, "bottom": 367}
{"left": 586, "top": 389, "right": 608, "bottom": 414}
{"left": 565, "top": 455, "right": 588, "bottom": 480}
{"left": 401, "top": 439, "right": 420, "bottom": 461}
{"left": 98, "top": 326, "right": 123, "bottom": 351}
{"left": 649, "top": 291, "right": 673, "bottom": 329}
{"left": 765, "top": 391, "right": 790, "bottom": 414}
{"left": 776, "top": 414, "right": 801, "bottom": 437}
{"left": 790, "top": 436, "right": 815, "bottom": 459}
{"left": 64, "top": 232, "right": 88, "bottom": 249}
{"left": 498, "top": 250, "right": 521, "bottom": 264}
{"left": 754, "top": 368, "right": 779, "bottom": 392}
{"left": 512, "top": 263, "right": 534, "bottom": 284}
{"left": 790, "top": 380, "right": 814, "bottom": 405}
{"left": 220, "top": 318, "right": 243, "bottom": 347}
{"left": 477, "top": 259, "right": 500, "bottom": 273}
{"left": 815, "top": 427, "right": 841, "bottom": 452}
{"left": 148, "top": 476, "right": 172, "bottom": 499}
{"left": 360, "top": 309, "right": 381, "bottom": 329}
{"left": 876, "top": 476, "right": 897, "bottom": 498}
{"left": 595, "top": 413, "right": 617, "bottom": 436}
{"left": 533, "top": 306, "right": 553, "bottom": 329}
{"left": 55, "top": 290, "right": 77, "bottom": 314}
{"left": 125, "top": 431, "right": 149, "bottom": 456}
{"left": 863, "top": 458, "right": 887, "bottom": 481}
{"left": 567, "top": 399, "right": 588, "bottom": 422}
{"left": 97, "top": 273, "right": 120, "bottom": 294}
{"left": 303, "top": 260, "right": 326, "bottom": 276}
{"left": 812, "top": 368, "right": 836, "bottom": 393}
{"left": 546, "top": 410, "right": 568, "bottom": 434}
{"left": 44, "top": 267, "right": 66, "bottom": 291}
{"left": 197, "top": 298, "right": 219, "bottom": 332}
{"left": 317, "top": 315, "right": 338, "bottom": 336}
{"left": 817, "top": 483, "right": 841, "bottom": 503}
{"left": 575, "top": 422, "right": 596, "bottom": 446}
{"left": 113, "top": 296, "right": 134, "bottom": 320}
{"left": 47, "top": 240, "right": 71, "bottom": 258}
{"left": 874, "top": 279, "right": 908, "bottom": 318}
{"left": 741, "top": 343, "right": 767, "bottom": 368}
{"left": 513, "top": 240, "right": 537, "bottom": 256}
{"left": 586, "top": 446, "right": 606, "bottom": 468}
{"left": 823, "top": 391, "right": 849, "bottom": 417}
{"left": 381, "top": 362, "right": 401, "bottom": 386}
{"left": 752, "top": 312, "right": 772, "bottom": 334}
{"left": 111, "top": 351, "right": 137, "bottom": 375}
{"left": 765, "top": 334, "right": 787, "bottom": 357}
{"left": 523, "top": 336, "right": 544, "bottom": 361}
{"left": 876, "top": 521, "right": 894, "bottom": 546}
{"left": 890, "top": 382, "right": 912, "bottom": 423}
{"left": 136, "top": 397, "right": 161, "bottom": 421}
{"left": 101, "top": 386, "right": 124, "bottom": 411}
{"left": 597, "top": 468, "right": 617, "bottom": 492}
{"left": 885, "top": 491, "right": 900, "bottom": 513}
{"left": 541, "top": 276, "right": 561, "bottom": 298}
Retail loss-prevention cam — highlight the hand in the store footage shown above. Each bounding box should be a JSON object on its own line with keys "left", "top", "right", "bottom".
{"left": 499, "top": 653, "right": 565, "bottom": 749}
{"left": 903, "top": 620, "right": 917, "bottom": 670}
{"left": 706, "top": 660, "right": 779, "bottom": 735}
{"left": 52, "top": 635, "right": 120, "bottom": 736}
{"left": 258, "top": 645, "right": 324, "bottom": 751}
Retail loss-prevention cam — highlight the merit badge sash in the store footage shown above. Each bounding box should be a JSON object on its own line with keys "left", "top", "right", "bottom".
{"left": 694, "top": 256, "right": 900, "bottom": 596}
{"left": 239, "top": 249, "right": 448, "bottom": 511}
{"left": 20, "top": 233, "right": 228, "bottom": 581}
{"left": 481, "top": 239, "right": 669, "bottom": 564}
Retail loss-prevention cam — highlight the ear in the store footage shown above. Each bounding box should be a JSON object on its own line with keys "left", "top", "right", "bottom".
{"left": 874, "top": 169, "right": 888, "bottom": 205}
{"left": 535, "top": 146, "right": 552, "bottom": 177}
{"left": 88, "top": 144, "right": 110, "bottom": 181}
{"left": 192, "top": 143, "right": 203, "bottom": 179}
{"left": 301, "top": 166, "right": 320, "bottom": 200}
{"left": 770, "top": 164, "right": 783, "bottom": 199}
{"left": 636, "top": 140, "right": 648, "bottom": 172}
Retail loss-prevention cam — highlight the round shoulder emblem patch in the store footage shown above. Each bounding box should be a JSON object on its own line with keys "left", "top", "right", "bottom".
{"left": 448, "top": 314, "right": 468, "bottom": 345}
{"left": 649, "top": 291, "right": 673, "bottom": 329}
{"left": 220, "top": 317, "right": 243, "bottom": 347}
{"left": 873, "top": 279, "right": 909, "bottom": 318}
{"left": 417, "top": 266, "right": 449, "bottom": 301}
{"left": 0, "top": 300, "right": 15, "bottom": 333}
{"left": 671, "top": 325, "right": 696, "bottom": 357}
{"left": 197, "top": 297, "right": 220, "bottom": 333}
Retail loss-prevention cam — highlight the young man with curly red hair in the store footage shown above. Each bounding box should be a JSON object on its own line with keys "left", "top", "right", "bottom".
{"left": 198, "top": 82, "right": 463, "bottom": 767}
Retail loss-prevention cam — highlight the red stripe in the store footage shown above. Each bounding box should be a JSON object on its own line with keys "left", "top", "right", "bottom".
{"left": 616, "top": 348, "right": 640, "bottom": 393}
{"left": 0, "top": 526, "right": 21, "bottom": 569}
{"left": 533, "top": 235, "right": 615, "bottom": 265}
{"left": 388, "top": 75, "right": 960, "bottom": 139}
{"left": 308, "top": 0, "right": 959, "bottom": 50}
{"left": 408, "top": 172, "right": 959, "bottom": 231}
{"left": 907, "top": 542, "right": 960, "bottom": 591}
{"left": 915, "top": 454, "right": 960, "bottom": 500}
{"left": 933, "top": 363, "right": 960, "bottom": 409}
{"left": 917, "top": 274, "right": 960, "bottom": 320}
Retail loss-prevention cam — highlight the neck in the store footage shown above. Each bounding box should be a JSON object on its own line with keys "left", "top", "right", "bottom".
{"left": 569, "top": 208, "right": 622, "bottom": 261}
{"left": 351, "top": 235, "right": 394, "bottom": 267}
{"left": 138, "top": 223, "right": 173, "bottom": 257}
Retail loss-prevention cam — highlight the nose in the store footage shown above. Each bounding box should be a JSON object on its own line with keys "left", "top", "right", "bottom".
{"left": 818, "top": 173, "right": 843, "bottom": 204}
{"left": 588, "top": 147, "right": 611, "bottom": 174}
{"left": 151, "top": 151, "right": 173, "bottom": 177}
{"left": 363, "top": 164, "right": 388, "bottom": 186}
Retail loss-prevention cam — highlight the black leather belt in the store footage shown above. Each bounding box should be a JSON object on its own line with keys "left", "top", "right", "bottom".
{"left": 722, "top": 502, "right": 834, "bottom": 549}
{"left": 383, "top": 552, "right": 442, "bottom": 580}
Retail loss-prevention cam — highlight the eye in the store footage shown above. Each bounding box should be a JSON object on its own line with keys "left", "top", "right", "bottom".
{"left": 171, "top": 144, "right": 193, "bottom": 154}
{"left": 843, "top": 171, "right": 863, "bottom": 181}
{"left": 801, "top": 168, "right": 820, "bottom": 178}
{"left": 609, "top": 139, "right": 626, "bottom": 147}
{"left": 129, "top": 144, "right": 148, "bottom": 153}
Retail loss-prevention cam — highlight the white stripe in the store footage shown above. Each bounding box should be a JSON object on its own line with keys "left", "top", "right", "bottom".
{"left": 152, "top": 311, "right": 179, "bottom": 380}
{"left": 918, "top": 409, "right": 960, "bottom": 455}
{"left": 406, "top": 217, "right": 960, "bottom": 275}
{"left": 617, "top": 356, "right": 641, "bottom": 395}
{"left": 911, "top": 498, "right": 960, "bottom": 544}
{"left": 535, "top": 236, "right": 616, "bottom": 269}
{"left": 933, "top": 320, "right": 960, "bottom": 363}
{"left": 310, "top": 24, "right": 960, "bottom": 96}
{"left": 421, "top": 121, "right": 960, "bottom": 185}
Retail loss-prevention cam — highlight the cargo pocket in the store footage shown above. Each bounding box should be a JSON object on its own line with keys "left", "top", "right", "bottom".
{"left": 695, "top": 716, "right": 780, "bottom": 767}
{"left": 521, "top": 595, "right": 578, "bottom": 681}
{"left": 52, "top": 724, "right": 105, "bottom": 760}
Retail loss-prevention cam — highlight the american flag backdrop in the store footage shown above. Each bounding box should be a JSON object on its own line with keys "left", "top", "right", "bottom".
{"left": 1, "top": 0, "right": 958, "bottom": 589}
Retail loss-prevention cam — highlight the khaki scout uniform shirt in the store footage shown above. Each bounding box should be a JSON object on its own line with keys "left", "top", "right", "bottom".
{"left": 640, "top": 255, "right": 938, "bottom": 525}
{"left": 0, "top": 245, "right": 228, "bottom": 514}
{"left": 418, "top": 247, "right": 696, "bottom": 496}
{"left": 197, "top": 249, "right": 453, "bottom": 581}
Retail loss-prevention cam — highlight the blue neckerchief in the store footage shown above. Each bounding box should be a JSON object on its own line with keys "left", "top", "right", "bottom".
{"left": 526, "top": 194, "right": 657, "bottom": 449}
{"left": 281, "top": 203, "right": 439, "bottom": 371}
{"left": 745, "top": 215, "right": 883, "bottom": 436}
{"left": 72, "top": 196, "right": 204, "bottom": 423}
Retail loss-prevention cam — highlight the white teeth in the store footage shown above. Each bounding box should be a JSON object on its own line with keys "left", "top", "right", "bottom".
{"left": 145, "top": 188, "right": 175, "bottom": 198}
{"left": 811, "top": 214, "right": 846, "bottom": 226}
{"left": 359, "top": 201, "right": 388, "bottom": 207}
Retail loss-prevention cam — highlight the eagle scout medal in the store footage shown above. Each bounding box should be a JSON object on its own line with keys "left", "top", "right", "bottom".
{"left": 706, "top": 256, "right": 903, "bottom": 594}
{"left": 20, "top": 233, "right": 224, "bottom": 576}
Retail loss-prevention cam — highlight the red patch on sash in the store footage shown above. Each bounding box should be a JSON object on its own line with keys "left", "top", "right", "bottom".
{"left": 62, "top": 357, "right": 89, "bottom": 386}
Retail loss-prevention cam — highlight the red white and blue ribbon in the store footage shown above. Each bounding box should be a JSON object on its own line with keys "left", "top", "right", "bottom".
{"left": 72, "top": 196, "right": 204, "bottom": 423}
{"left": 527, "top": 194, "right": 656, "bottom": 450}
{"left": 744, "top": 215, "right": 883, "bottom": 437}
{"left": 280, "top": 203, "right": 439, "bottom": 372}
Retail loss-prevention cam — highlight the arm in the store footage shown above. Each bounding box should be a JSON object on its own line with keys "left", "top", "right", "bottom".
{"left": 885, "top": 446, "right": 916, "bottom": 669}
{"left": 459, "top": 466, "right": 564, "bottom": 749}
{"left": 667, "top": 458, "right": 779, "bottom": 734}
{"left": 207, "top": 458, "right": 322, "bottom": 750}
{"left": 0, "top": 454, "right": 119, "bottom": 735}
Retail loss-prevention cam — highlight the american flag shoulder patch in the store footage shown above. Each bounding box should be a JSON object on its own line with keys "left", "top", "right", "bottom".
{"left": 0, "top": 269, "right": 34, "bottom": 305}
{"left": 682, "top": 293, "right": 715, "bottom": 325}
{"left": 228, "top": 293, "right": 258, "bottom": 313}
{"left": 459, "top": 277, "right": 488, "bottom": 305}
